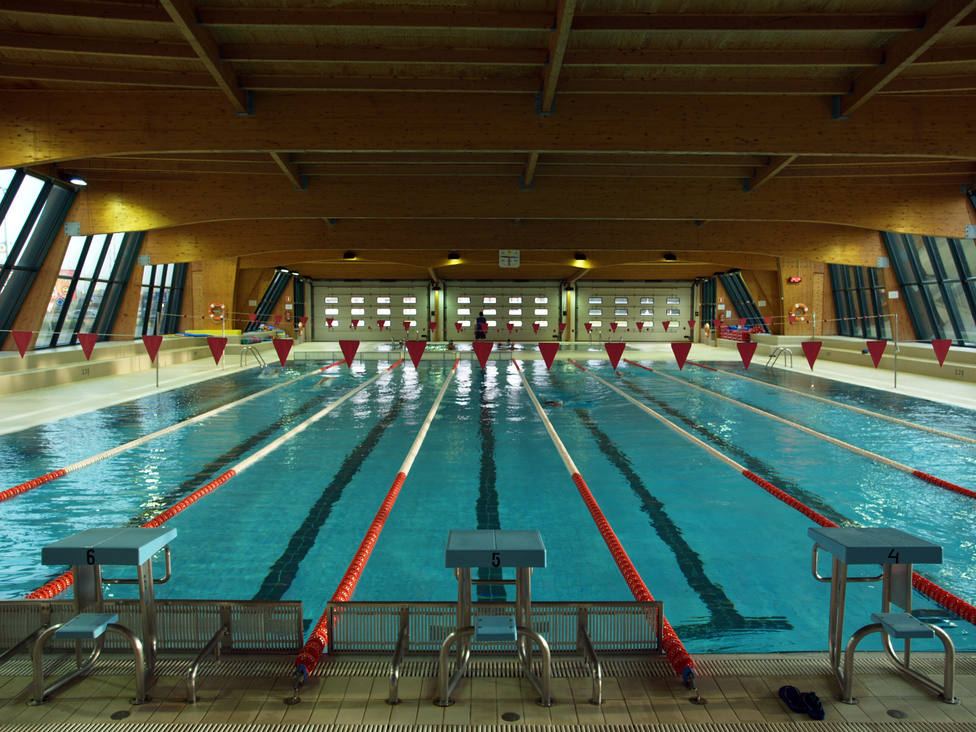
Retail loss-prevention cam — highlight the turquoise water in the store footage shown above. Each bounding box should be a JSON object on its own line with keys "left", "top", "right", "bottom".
{"left": 0, "top": 357, "right": 973, "bottom": 654}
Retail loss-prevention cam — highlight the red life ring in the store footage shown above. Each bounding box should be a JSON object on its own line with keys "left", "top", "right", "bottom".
{"left": 789, "top": 303, "right": 808, "bottom": 322}
{"left": 209, "top": 302, "right": 226, "bottom": 321}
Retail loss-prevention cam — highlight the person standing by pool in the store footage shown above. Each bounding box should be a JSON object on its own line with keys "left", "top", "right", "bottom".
{"left": 475, "top": 311, "right": 487, "bottom": 340}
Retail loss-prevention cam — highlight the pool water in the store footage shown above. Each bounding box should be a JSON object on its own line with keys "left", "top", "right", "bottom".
{"left": 0, "top": 357, "right": 973, "bottom": 654}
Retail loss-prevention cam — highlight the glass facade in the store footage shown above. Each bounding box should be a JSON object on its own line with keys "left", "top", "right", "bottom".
{"left": 0, "top": 169, "right": 76, "bottom": 342}
{"left": 882, "top": 232, "right": 976, "bottom": 346}
{"left": 135, "top": 261, "right": 187, "bottom": 336}
{"left": 828, "top": 263, "right": 891, "bottom": 339}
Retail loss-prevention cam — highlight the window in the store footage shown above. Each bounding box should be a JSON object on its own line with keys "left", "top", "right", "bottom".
{"left": 588, "top": 296, "right": 602, "bottom": 304}
{"left": 614, "top": 321, "right": 628, "bottom": 327}
{"left": 483, "top": 308, "right": 496, "bottom": 315}
{"left": 351, "top": 307, "right": 365, "bottom": 315}
{"left": 534, "top": 308, "right": 548, "bottom": 315}
{"left": 828, "top": 263, "right": 891, "bottom": 339}
{"left": 377, "top": 307, "right": 391, "bottom": 315}
{"left": 535, "top": 297, "right": 548, "bottom": 304}
{"left": 0, "top": 170, "right": 77, "bottom": 345}
{"left": 457, "top": 308, "right": 470, "bottom": 315}
{"left": 666, "top": 296, "right": 680, "bottom": 305}
{"left": 882, "top": 232, "right": 976, "bottom": 345}
{"left": 640, "top": 297, "right": 654, "bottom": 304}
{"left": 486, "top": 320, "right": 497, "bottom": 327}
{"left": 350, "top": 296, "right": 365, "bottom": 304}
{"left": 403, "top": 308, "right": 417, "bottom": 315}
{"left": 509, "top": 320, "right": 523, "bottom": 327}
{"left": 37, "top": 231, "right": 143, "bottom": 347}
{"left": 640, "top": 308, "right": 653, "bottom": 316}
{"left": 535, "top": 320, "right": 549, "bottom": 327}
{"left": 324, "top": 296, "right": 339, "bottom": 303}
{"left": 509, "top": 308, "right": 522, "bottom": 315}
{"left": 377, "top": 296, "right": 391, "bottom": 304}
{"left": 456, "top": 296, "right": 470, "bottom": 304}
{"left": 614, "top": 309, "right": 628, "bottom": 316}
{"left": 614, "top": 296, "right": 628, "bottom": 304}
{"left": 403, "top": 296, "right": 417, "bottom": 303}
{"left": 589, "top": 308, "right": 603, "bottom": 316}
{"left": 508, "top": 296, "right": 522, "bottom": 304}
{"left": 325, "top": 308, "right": 339, "bottom": 315}
{"left": 483, "top": 296, "right": 496, "bottom": 304}
{"left": 666, "top": 308, "right": 680, "bottom": 316}
{"left": 458, "top": 319, "right": 471, "bottom": 327}
{"left": 588, "top": 320, "right": 602, "bottom": 327}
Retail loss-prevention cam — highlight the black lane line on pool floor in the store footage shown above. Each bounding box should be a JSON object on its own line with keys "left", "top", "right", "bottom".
{"left": 476, "top": 373, "right": 505, "bottom": 601}
{"left": 572, "top": 407, "right": 792, "bottom": 637}
{"left": 620, "top": 376, "right": 855, "bottom": 530}
{"left": 130, "top": 389, "right": 331, "bottom": 526}
{"left": 252, "top": 395, "right": 406, "bottom": 602}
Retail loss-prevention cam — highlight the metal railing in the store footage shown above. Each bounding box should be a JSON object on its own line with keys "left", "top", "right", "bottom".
{"left": 240, "top": 345, "right": 267, "bottom": 368}
{"left": 765, "top": 346, "right": 793, "bottom": 369}
{"left": 325, "top": 600, "right": 662, "bottom": 705}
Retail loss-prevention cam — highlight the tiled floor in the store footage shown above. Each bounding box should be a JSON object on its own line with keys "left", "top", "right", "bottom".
{"left": 1, "top": 342, "right": 974, "bottom": 729}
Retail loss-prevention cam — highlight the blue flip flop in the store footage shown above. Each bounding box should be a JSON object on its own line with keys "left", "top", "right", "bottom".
{"left": 778, "top": 685, "right": 807, "bottom": 713}
{"left": 802, "top": 691, "right": 825, "bottom": 720}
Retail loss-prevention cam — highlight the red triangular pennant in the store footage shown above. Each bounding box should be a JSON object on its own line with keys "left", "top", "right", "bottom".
{"left": 339, "top": 340, "right": 360, "bottom": 366}
{"left": 609, "top": 322, "right": 618, "bottom": 333}
{"left": 455, "top": 321, "right": 463, "bottom": 333}
{"left": 662, "top": 320, "right": 671, "bottom": 332}
{"left": 866, "top": 340, "right": 887, "bottom": 367}
{"left": 789, "top": 314, "right": 797, "bottom": 325}
{"left": 11, "top": 330, "right": 31, "bottom": 357}
{"left": 429, "top": 321, "right": 437, "bottom": 331}
{"left": 539, "top": 342, "right": 560, "bottom": 370}
{"left": 584, "top": 322, "right": 592, "bottom": 333}
{"left": 248, "top": 312, "right": 257, "bottom": 323}
{"left": 764, "top": 316, "right": 772, "bottom": 326}
{"left": 636, "top": 322, "right": 644, "bottom": 332}
{"left": 273, "top": 314, "right": 282, "bottom": 326}
{"left": 403, "top": 321, "right": 411, "bottom": 331}
{"left": 142, "top": 334, "right": 163, "bottom": 363}
{"left": 532, "top": 322, "right": 540, "bottom": 333}
{"left": 558, "top": 322, "right": 567, "bottom": 333}
{"left": 801, "top": 341, "right": 822, "bottom": 370}
{"left": 326, "top": 317, "right": 335, "bottom": 328}
{"left": 406, "top": 340, "right": 426, "bottom": 369}
{"left": 350, "top": 320, "right": 359, "bottom": 330}
{"left": 273, "top": 338, "right": 293, "bottom": 366}
{"left": 78, "top": 332, "right": 98, "bottom": 360}
{"left": 738, "top": 318, "right": 747, "bottom": 327}
{"left": 473, "top": 340, "right": 494, "bottom": 368}
{"left": 671, "top": 341, "right": 692, "bottom": 370}
{"left": 932, "top": 338, "right": 951, "bottom": 367}
{"left": 687, "top": 320, "right": 696, "bottom": 330}
{"left": 300, "top": 316, "right": 308, "bottom": 326}
{"left": 506, "top": 322, "right": 514, "bottom": 332}
{"left": 207, "top": 336, "right": 227, "bottom": 365}
{"left": 737, "top": 341, "right": 758, "bottom": 370}
{"left": 713, "top": 318, "right": 721, "bottom": 329}
{"left": 605, "top": 342, "right": 626, "bottom": 370}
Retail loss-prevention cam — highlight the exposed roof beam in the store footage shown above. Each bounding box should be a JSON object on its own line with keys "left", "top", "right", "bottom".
{"left": 539, "top": 0, "right": 577, "bottom": 113}
{"left": 571, "top": 12, "right": 928, "bottom": 31}
{"left": 269, "top": 152, "right": 306, "bottom": 190}
{"left": 745, "top": 155, "right": 797, "bottom": 192}
{"left": 158, "top": 0, "right": 249, "bottom": 114}
{"left": 0, "top": 63, "right": 214, "bottom": 88}
{"left": 0, "top": 0, "right": 170, "bottom": 22}
{"left": 521, "top": 152, "right": 540, "bottom": 188}
{"left": 0, "top": 31, "right": 195, "bottom": 59}
{"left": 197, "top": 7, "right": 554, "bottom": 29}
{"left": 567, "top": 48, "right": 883, "bottom": 67}
{"left": 220, "top": 45, "right": 547, "bottom": 65}
{"left": 837, "top": 0, "right": 976, "bottom": 117}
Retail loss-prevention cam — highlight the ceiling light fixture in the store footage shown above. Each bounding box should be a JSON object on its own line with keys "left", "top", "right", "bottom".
{"left": 343, "top": 251, "right": 356, "bottom": 260}
{"left": 447, "top": 251, "right": 461, "bottom": 262}
{"left": 663, "top": 252, "right": 677, "bottom": 262}
{"left": 573, "top": 252, "right": 587, "bottom": 262}
{"left": 61, "top": 173, "right": 87, "bottom": 187}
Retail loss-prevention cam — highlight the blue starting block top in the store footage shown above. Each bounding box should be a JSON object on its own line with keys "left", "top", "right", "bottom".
{"left": 445, "top": 530, "right": 546, "bottom": 569}
{"left": 42, "top": 527, "right": 178, "bottom": 567}
{"left": 808, "top": 526, "right": 941, "bottom": 566}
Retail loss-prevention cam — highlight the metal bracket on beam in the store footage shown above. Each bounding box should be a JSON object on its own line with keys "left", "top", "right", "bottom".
{"left": 831, "top": 95, "right": 850, "bottom": 120}
{"left": 235, "top": 90, "right": 255, "bottom": 117}
{"left": 741, "top": 178, "right": 753, "bottom": 193}
{"left": 326, "top": 218, "right": 338, "bottom": 225}
{"left": 510, "top": 218, "right": 523, "bottom": 226}
{"left": 296, "top": 175, "right": 308, "bottom": 192}
{"left": 694, "top": 220, "right": 705, "bottom": 227}
{"left": 519, "top": 177, "right": 534, "bottom": 191}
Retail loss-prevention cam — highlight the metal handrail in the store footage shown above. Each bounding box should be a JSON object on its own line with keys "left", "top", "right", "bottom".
{"left": 765, "top": 346, "right": 793, "bottom": 368}
{"left": 186, "top": 624, "right": 229, "bottom": 703}
{"left": 577, "top": 611, "right": 603, "bottom": 705}
{"left": 388, "top": 607, "right": 409, "bottom": 704}
{"left": 240, "top": 345, "right": 267, "bottom": 368}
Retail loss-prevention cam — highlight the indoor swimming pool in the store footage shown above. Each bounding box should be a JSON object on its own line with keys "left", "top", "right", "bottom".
{"left": 0, "top": 355, "right": 974, "bottom": 655}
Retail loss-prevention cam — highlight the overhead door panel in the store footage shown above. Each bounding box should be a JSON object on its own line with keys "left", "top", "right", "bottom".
{"left": 574, "top": 281, "right": 693, "bottom": 342}
{"left": 444, "top": 281, "right": 562, "bottom": 342}
{"left": 310, "top": 280, "right": 430, "bottom": 341}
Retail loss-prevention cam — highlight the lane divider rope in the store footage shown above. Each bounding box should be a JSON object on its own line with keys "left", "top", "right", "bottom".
{"left": 705, "top": 363, "right": 976, "bottom": 446}
{"left": 623, "top": 359, "right": 974, "bottom": 499}
{"left": 515, "top": 359, "right": 696, "bottom": 684}
{"left": 572, "top": 359, "right": 976, "bottom": 628}
{"left": 295, "top": 358, "right": 460, "bottom": 683}
{"left": 26, "top": 359, "right": 402, "bottom": 600}
{"left": 1, "top": 360, "right": 346, "bottom": 505}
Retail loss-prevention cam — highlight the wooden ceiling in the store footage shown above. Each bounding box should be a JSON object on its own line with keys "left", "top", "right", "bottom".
{"left": 3, "top": 0, "right": 976, "bottom": 281}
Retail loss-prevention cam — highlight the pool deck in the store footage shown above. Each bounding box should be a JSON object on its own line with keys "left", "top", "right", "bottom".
{"left": 1, "top": 340, "right": 975, "bottom": 729}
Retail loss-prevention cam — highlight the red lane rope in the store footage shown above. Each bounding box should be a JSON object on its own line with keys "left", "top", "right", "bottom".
{"left": 3, "top": 359, "right": 346, "bottom": 505}
{"left": 296, "top": 471, "right": 408, "bottom": 678}
{"left": 912, "top": 470, "right": 976, "bottom": 499}
{"left": 25, "top": 468, "right": 238, "bottom": 599}
{"left": 687, "top": 361, "right": 717, "bottom": 371}
{"left": 623, "top": 359, "right": 653, "bottom": 372}
{"left": 571, "top": 472, "right": 695, "bottom": 679}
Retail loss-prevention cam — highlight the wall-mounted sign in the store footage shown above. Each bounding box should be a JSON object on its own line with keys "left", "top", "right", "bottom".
{"left": 888, "top": 291, "right": 900, "bottom": 299}
{"left": 499, "top": 249, "right": 520, "bottom": 268}
{"left": 787, "top": 276, "right": 803, "bottom": 284}
{"left": 757, "top": 300, "right": 766, "bottom": 307}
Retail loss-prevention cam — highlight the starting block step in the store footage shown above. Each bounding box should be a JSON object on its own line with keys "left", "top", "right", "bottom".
{"left": 54, "top": 613, "right": 118, "bottom": 640}
{"left": 475, "top": 615, "right": 517, "bottom": 642}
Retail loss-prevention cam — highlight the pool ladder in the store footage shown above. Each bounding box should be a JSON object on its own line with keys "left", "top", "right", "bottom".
{"left": 765, "top": 347, "right": 793, "bottom": 369}
{"left": 240, "top": 345, "right": 267, "bottom": 368}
